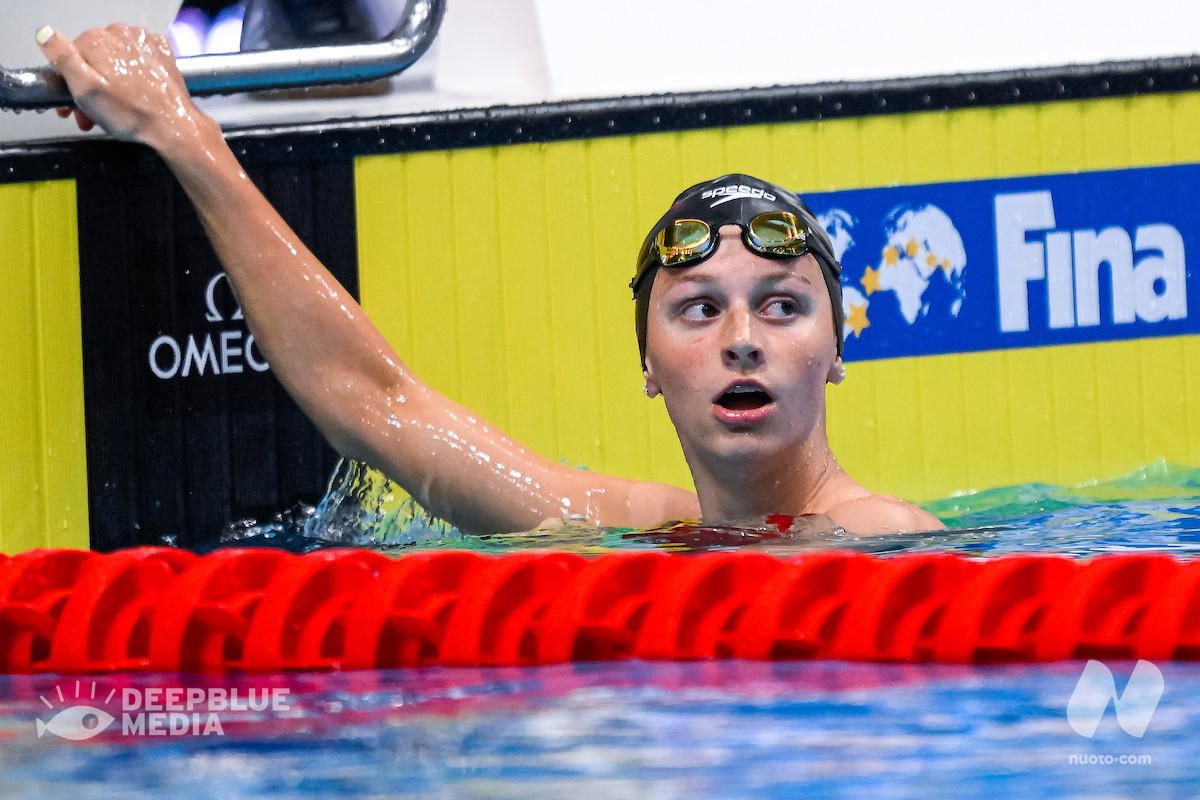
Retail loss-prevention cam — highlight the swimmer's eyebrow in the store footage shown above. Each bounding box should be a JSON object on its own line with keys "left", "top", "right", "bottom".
{"left": 666, "top": 269, "right": 812, "bottom": 287}
{"left": 757, "top": 269, "right": 812, "bottom": 286}
{"left": 663, "top": 271, "right": 719, "bottom": 289}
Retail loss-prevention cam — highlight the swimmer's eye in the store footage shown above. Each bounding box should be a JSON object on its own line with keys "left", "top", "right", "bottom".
{"left": 761, "top": 296, "right": 812, "bottom": 319}
{"left": 680, "top": 300, "right": 720, "bottom": 321}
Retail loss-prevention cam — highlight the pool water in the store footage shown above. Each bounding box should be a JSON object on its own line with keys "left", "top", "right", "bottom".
{"left": 218, "top": 457, "right": 1200, "bottom": 559}
{"left": 2, "top": 660, "right": 1198, "bottom": 798}
{"left": 3, "top": 460, "right": 1200, "bottom": 798}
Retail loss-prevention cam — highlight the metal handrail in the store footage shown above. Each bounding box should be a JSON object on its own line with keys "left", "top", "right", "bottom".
{"left": 0, "top": 0, "right": 445, "bottom": 110}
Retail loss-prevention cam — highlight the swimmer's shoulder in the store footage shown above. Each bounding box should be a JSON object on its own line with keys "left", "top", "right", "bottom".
{"left": 573, "top": 475, "right": 701, "bottom": 529}
{"left": 625, "top": 481, "right": 703, "bottom": 528}
{"left": 825, "top": 492, "right": 945, "bottom": 535}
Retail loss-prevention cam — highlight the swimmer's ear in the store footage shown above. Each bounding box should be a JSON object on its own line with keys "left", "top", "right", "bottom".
{"left": 643, "top": 363, "right": 662, "bottom": 398}
{"left": 827, "top": 358, "right": 845, "bottom": 385}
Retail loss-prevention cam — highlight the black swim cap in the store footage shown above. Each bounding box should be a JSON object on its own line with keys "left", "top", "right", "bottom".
{"left": 631, "top": 174, "right": 844, "bottom": 369}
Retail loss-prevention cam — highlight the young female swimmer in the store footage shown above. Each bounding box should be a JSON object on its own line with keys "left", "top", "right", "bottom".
{"left": 36, "top": 24, "right": 944, "bottom": 536}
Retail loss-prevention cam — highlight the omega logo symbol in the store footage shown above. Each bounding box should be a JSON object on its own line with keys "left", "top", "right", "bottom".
{"left": 147, "top": 272, "right": 270, "bottom": 380}
{"left": 204, "top": 272, "right": 244, "bottom": 323}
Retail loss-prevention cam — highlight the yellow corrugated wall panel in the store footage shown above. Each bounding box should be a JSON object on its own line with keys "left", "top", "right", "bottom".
{"left": 0, "top": 180, "right": 88, "bottom": 552}
{"left": 1171, "top": 93, "right": 1200, "bottom": 163}
{"left": 1130, "top": 95, "right": 1174, "bottom": 166}
{"left": 841, "top": 337, "right": 1200, "bottom": 502}
{"left": 1139, "top": 335, "right": 1188, "bottom": 464}
{"left": 1036, "top": 102, "right": 1085, "bottom": 172}
{"left": 904, "top": 112, "right": 954, "bottom": 184}
{"left": 1186, "top": 338, "right": 1200, "bottom": 459}
{"left": 449, "top": 147, "right": 509, "bottom": 432}
{"left": 1083, "top": 98, "right": 1132, "bottom": 171}
{"left": 947, "top": 107, "right": 998, "bottom": 180}
{"left": 356, "top": 91, "right": 1200, "bottom": 503}
{"left": 810, "top": 118, "right": 865, "bottom": 190}
{"left": 1049, "top": 344, "right": 1099, "bottom": 482}
{"left": 592, "top": 136, "right": 661, "bottom": 477}
{"left": 995, "top": 105, "right": 1045, "bottom": 176}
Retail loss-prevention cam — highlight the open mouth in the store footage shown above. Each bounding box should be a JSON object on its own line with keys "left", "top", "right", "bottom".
{"left": 715, "top": 383, "right": 773, "bottom": 412}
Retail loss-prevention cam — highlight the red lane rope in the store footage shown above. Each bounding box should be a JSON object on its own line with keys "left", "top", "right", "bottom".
{"left": 0, "top": 548, "right": 1194, "bottom": 674}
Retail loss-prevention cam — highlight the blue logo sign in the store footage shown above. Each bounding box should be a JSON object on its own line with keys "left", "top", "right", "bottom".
{"left": 806, "top": 164, "right": 1196, "bottom": 362}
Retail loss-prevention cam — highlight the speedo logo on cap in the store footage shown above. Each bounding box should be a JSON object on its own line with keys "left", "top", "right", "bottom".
{"left": 702, "top": 185, "right": 777, "bottom": 206}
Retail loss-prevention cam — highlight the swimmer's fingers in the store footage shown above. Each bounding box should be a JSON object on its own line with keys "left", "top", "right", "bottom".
{"left": 72, "top": 109, "right": 96, "bottom": 131}
{"left": 36, "top": 24, "right": 193, "bottom": 144}
{"left": 36, "top": 26, "right": 107, "bottom": 100}
{"left": 52, "top": 107, "right": 94, "bottom": 132}
{"left": 38, "top": 27, "right": 110, "bottom": 134}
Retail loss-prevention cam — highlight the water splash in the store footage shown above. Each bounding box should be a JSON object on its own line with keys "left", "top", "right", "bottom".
{"left": 217, "top": 458, "right": 458, "bottom": 551}
{"left": 212, "top": 458, "right": 1200, "bottom": 557}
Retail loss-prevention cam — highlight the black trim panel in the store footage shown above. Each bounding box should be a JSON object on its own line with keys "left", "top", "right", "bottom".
{"left": 4, "top": 55, "right": 1198, "bottom": 180}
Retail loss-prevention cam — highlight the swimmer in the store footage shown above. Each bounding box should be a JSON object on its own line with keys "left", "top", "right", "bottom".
{"left": 35, "top": 23, "right": 944, "bottom": 536}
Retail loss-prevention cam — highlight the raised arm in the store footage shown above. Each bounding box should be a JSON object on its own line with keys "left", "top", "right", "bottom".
{"left": 37, "top": 24, "right": 700, "bottom": 534}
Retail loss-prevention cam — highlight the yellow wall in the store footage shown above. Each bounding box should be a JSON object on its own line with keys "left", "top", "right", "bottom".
{"left": 0, "top": 180, "right": 89, "bottom": 551}
{"left": 356, "top": 93, "right": 1200, "bottom": 502}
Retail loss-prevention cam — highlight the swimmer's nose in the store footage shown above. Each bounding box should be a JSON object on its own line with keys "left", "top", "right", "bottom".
{"left": 723, "top": 342, "right": 763, "bottom": 371}
{"left": 722, "top": 307, "right": 763, "bottom": 370}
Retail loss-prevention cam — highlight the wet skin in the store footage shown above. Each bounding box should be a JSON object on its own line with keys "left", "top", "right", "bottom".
{"left": 646, "top": 227, "right": 838, "bottom": 466}
{"left": 36, "top": 24, "right": 943, "bottom": 535}
{"left": 644, "top": 226, "right": 856, "bottom": 526}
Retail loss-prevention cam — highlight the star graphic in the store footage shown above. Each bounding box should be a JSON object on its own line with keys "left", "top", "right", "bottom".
{"left": 846, "top": 302, "right": 870, "bottom": 337}
{"left": 860, "top": 266, "right": 881, "bottom": 296}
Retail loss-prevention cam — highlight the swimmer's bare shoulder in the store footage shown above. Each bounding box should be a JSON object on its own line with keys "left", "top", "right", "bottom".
{"left": 622, "top": 480, "right": 703, "bottom": 528}
{"left": 826, "top": 493, "right": 945, "bottom": 534}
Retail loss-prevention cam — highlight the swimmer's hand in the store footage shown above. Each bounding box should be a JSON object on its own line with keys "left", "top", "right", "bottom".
{"left": 36, "top": 24, "right": 200, "bottom": 148}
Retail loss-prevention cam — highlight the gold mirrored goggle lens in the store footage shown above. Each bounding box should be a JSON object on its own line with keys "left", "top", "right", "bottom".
{"left": 746, "top": 211, "right": 808, "bottom": 256}
{"left": 652, "top": 212, "right": 809, "bottom": 270}
{"left": 655, "top": 219, "right": 713, "bottom": 266}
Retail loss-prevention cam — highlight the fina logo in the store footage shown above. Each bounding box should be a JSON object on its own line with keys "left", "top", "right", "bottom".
{"left": 1067, "top": 659, "right": 1164, "bottom": 738}
{"left": 996, "top": 191, "right": 1187, "bottom": 332}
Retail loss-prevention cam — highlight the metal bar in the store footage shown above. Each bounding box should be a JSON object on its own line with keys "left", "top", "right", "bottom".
{"left": 0, "top": 0, "right": 445, "bottom": 110}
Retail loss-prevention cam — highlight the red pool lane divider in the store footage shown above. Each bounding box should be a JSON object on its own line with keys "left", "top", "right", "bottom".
{"left": 0, "top": 548, "right": 1197, "bottom": 674}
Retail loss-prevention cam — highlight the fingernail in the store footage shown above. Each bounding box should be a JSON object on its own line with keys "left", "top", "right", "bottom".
{"left": 35, "top": 26, "right": 54, "bottom": 45}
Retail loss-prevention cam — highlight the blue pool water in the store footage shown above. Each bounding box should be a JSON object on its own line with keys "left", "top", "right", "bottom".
{"left": 3, "top": 461, "right": 1200, "bottom": 798}
{"left": 2, "top": 661, "right": 1198, "bottom": 798}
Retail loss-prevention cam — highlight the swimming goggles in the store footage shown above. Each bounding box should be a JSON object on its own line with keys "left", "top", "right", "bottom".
{"left": 647, "top": 210, "right": 810, "bottom": 274}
